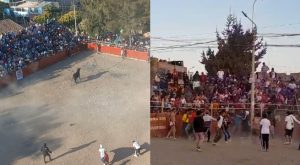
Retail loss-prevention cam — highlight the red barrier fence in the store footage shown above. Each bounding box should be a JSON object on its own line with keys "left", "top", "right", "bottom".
{"left": 87, "top": 42, "right": 149, "bottom": 61}
{"left": 126, "top": 49, "right": 149, "bottom": 61}
{"left": 100, "top": 46, "right": 121, "bottom": 56}
{"left": 0, "top": 44, "right": 87, "bottom": 88}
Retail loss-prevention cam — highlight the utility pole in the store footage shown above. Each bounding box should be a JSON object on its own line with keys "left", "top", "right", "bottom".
{"left": 242, "top": 0, "right": 257, "bottom": 135}
{"left": 73, "top": 0, "right": 78, "bottom": 36}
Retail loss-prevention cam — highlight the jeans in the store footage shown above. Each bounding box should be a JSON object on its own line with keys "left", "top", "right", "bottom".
{"left": 205, "top": 127, "right": 211, "bottom": 142}
{"left": 223, "top": 129, "right": 231, "bottom": 141}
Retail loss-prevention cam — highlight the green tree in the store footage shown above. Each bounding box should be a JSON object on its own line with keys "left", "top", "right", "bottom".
{"left": 33, "top": 4, "right": 61, "bottom": 24}
{"left": 80, "top": 0, "right": 150, "bottom": 37}
{"left": 58, "top": 10, "right": 81, "bottom": 31}
{"left": 201, "top": 14, "right": 266, "bottom": 76}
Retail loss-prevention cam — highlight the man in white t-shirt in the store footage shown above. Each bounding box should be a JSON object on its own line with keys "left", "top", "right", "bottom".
{"left": 99, "top": 144, "right": 109, "bottom": 165}
{"left": 203, "top": 111, "right": 217, "bottom": 142}
{"left": 217, "top": 69, "right": 224, "bottom": 80}
{"left": 132, "top": 140, "right": 141, "bottom": 157}
{"left": 213, "top": 111, "right": 225, "bottom": 145}
{"left": 260, "top": 113, "right": 271, "bottom": 152}
{"left": 284, "top": 111, "right": 300, "bottom": 145}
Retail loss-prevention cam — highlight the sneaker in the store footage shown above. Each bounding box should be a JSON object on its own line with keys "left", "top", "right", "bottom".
{"left": 283, "top": 142, "right": 289, "bottom": 145}
{"left": 134, "top": 154, "right": 138, "bottom": 157}
{"left": 196, "top": 147, "right": 202, "bottom": 152}
{"left": 225, "top": 141, "right": 228, "bottom": 144}
{"left": 212, "top": 143, "right": 217, "bottom": 146}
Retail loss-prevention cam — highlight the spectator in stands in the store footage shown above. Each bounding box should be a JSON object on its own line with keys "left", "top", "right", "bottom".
{"left": 0, "top": 20, "right": 79, "bottom": 76}
{"left": 269, "top": 68, "right": 277, "bottom": 80}
{"left": 200, "top": 72, "right": 207, "bottom": 86}
{"left": 261, "top": 62, "right": 269, "bottom": 79}
{"left": 217, "top": 69, "right": 225, "bottom": 81}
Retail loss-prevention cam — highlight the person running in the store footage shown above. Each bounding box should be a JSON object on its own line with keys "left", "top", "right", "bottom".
{"left": 41, "top": 143, "right": 52, "bottom": 164}
{"left": 212, "top": 111, "right": 225, "bottom": 145}
{"left": 260, "top": 113, "right": 271, "bottom": 152}
{"left": 203, "top": 111, "right": 216, "bottom": 142}
{"left": 181, "top": 110, "right": 189, "bottom": 138}
{"left": 193, "top": 110, "right": 206, "bottom": 151}
{"left": 185, "top": 110, "right": 196, "bottom": 140}
{"left": 99, "top": 144, "right": 109, "bottom": 165}
{"left": 223, "top": 114, "right": 231, "bottom": 143}
{"left": 132, "top": 140, "right": 141, "bottom": 157}
{"left": 284, "top": 111, "right": 300, "bottom": 145}
{"left": 166, "top": 110, "right": 177, "bottom": 139}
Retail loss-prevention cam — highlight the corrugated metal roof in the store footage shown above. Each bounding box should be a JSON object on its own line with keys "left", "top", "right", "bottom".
{"left": 0, "top": 19, "right": 23, "bottom": 34}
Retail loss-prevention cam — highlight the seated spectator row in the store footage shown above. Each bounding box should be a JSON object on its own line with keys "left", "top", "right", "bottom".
{"left": 0, "top": 20, "right": 79, "bottom": 77}
{"left": 151, "top": 67, "right": 299, "bottom": 113}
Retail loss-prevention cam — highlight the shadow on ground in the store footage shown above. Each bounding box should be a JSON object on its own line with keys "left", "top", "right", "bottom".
{"left": 81, "top": 71, "right": 109, "bottom": 83}
{"left": 0, "top": 105, "right": 63, "bottom": 165}
{"left": 110, "top": 142, "right": 150, "bottom": 164}
{"left": 52, "top": 140, "right": 96, "bottom": 161}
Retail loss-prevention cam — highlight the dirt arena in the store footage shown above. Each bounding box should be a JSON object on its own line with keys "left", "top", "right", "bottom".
{"left": 0, "top": 51, "right": 150, "bottom": 165}
{"left": 151, "top": 136, "right": 300, "bottom": 165}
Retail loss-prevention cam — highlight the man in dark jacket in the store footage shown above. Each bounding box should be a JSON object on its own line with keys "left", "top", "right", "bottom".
{"left": 193, "top": 110, "right": 206, "bottom": 151}
{"left": 41, "top": 143, "right": 52, "bottom": 163}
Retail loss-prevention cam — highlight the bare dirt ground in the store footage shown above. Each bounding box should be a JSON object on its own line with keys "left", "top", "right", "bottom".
{"left": 0, "top": 51, "right": 150, "bottom": 165}
{"left": 151, "top": 136, "right": 300, "bottom": 165}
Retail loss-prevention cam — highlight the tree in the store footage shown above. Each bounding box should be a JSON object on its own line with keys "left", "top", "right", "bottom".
{"left": 79, "top": 0, "right": 150, "bottom": 37}
{"left": 33, "top": 4, "right": 61, "bottom": 24}
{"left": 58, "top": 10, "right": 81, "bottom": 31}
{"left": 201, "top": 14, "right": 267, "bottom": 77}
{"left": 201, "top": 48, "right": 217, "bottom": 77}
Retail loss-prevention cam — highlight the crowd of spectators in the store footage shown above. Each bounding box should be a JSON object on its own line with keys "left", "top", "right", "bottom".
{"left": 151, "top": 63, "right": 299, "bottom": 114}
{"left": 0, "top": 19, "right": 79, "bottom": 77}
{"left": 93, "top": 32, "right": 150, "bottom": 52}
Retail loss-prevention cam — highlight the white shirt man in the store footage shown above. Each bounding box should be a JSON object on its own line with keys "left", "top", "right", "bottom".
{"left": 203, "top": 113, "right": 216, "bottom": 128}
{"left": 133, "top": 141, "right": 141, "bottom": 150}
{"left": 260, "top": 118, "right": 271, "bottom": 134}
{"left": 99, "top": 144, "right": 105, "bottom": 158}
{"left": 285, "top": 114, "right": 300, "bottom": 130}
{"left": 217, "top": 70, "right": 224, "bottom": 80}
{"left": 99, "top": 144, "right": 108, "bottom": 165}
{"left": 284, "top": 112, "right": 300, "bottom": 144}
{"left": 260, "top": 114, "right": 271, "bottom": 151}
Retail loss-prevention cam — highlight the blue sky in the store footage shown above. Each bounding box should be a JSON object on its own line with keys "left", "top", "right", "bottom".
{"left": 151, "top": 0, "right": 300, "bottom": 74}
